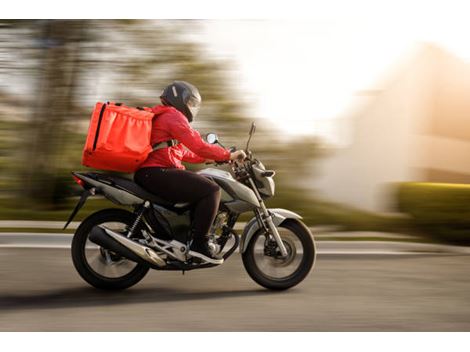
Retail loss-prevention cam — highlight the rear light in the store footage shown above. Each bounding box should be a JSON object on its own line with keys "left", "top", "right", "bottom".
{"left": 72, "top": 175, "right": 85, "bottom": 187}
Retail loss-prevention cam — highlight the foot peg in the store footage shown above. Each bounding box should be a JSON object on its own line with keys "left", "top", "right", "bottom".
{"left": 188, "top": 249, "right": 224, "bottom": 265}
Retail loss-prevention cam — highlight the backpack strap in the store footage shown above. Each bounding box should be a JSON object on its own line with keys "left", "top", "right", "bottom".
{"left": 152, "top": 139, "right": 179, "bottom": 151}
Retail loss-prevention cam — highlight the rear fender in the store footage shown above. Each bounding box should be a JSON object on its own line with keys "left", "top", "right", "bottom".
{"left": 63, "top": 172, "right": 144, "bottom": 230}
{"left": 239, "top": 208, "right": 302, "bottom": 253}
{"left": 63, "top": 188, "right": 94, "bottom": 229}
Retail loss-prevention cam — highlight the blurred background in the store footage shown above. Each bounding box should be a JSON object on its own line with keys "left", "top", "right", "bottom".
{"left": 1, "top": 18, "right": 470, "bottom": 245}
{"left": 1, "top": 13, "right": 470, "bottom": 333}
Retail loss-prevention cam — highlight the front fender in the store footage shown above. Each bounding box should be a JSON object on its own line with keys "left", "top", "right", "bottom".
{"left": 239, "top": 208, "right": 303, "bottom": 253}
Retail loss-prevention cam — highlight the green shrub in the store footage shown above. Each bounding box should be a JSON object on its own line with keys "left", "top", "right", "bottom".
{"left": 397, "top": 182, "right": 470, "bottom": 244}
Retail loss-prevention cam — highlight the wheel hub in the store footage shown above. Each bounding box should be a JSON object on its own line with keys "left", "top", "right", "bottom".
{"left": 99, "top": 247, "right": 123, "bottom": 263}
{"left": 264, "top": 238, "right": 296, "bottom": 266}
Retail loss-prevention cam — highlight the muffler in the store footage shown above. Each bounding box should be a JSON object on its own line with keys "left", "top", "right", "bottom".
{"left": 89, "top": 225, "right": 166, "bottom": 267}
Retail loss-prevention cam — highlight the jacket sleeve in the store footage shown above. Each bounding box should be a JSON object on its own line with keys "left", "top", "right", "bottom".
{"left": 168, "top": 114, "right": 231, "bottom": 161}
{"left": 181, "top": 146, "right": 206, "bottom": 164}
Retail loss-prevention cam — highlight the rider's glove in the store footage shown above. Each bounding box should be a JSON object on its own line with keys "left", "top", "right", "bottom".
{"left": 230, "top": 150, "right": 247, "bottom": 161}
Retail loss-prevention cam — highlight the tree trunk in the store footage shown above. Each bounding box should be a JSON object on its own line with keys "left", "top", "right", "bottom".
{"left": 22, "top": 20, "right": 84, "bottom": 208}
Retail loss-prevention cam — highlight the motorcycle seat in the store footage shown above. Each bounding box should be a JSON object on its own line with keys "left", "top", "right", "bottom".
{"left": 85, "top": 172, "right": 176, "bottom": 208}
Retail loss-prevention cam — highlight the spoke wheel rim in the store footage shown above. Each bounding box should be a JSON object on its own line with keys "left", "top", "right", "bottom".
{"left": 252, "top": 228, "right": 304, "bottom": 281}
{"left": 84, "top": 221, "right": 138, "bottom": 279}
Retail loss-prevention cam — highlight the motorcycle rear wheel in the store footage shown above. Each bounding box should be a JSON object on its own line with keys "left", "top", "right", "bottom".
{"left": 242, "top": 219, "right": 315, "bottom": 290}
{"left": 71, "top": 208, "right": 150, "bottom": 290}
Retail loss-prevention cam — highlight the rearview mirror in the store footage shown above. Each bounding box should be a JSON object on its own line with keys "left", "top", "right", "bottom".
{"left": 245, "top": 122, "right": 256, "bottom": 151}
{"left": 249, "top": 122, "right": 256, "bottom": 136}
{"left": 206, "top": 133, "right": 218, "bottom": 144}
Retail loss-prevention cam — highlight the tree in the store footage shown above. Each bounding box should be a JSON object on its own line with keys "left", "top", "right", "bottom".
{"left": 0, "top": 20, "right": 320, "bottom": 211}
{"left": 20, "top": 20, "right": 86, "bottom": 207}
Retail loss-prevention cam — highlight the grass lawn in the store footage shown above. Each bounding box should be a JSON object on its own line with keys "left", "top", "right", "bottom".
{"left": 0, "top": 197, "right": 126, "bottom": 222}
{"left": 305, "top": 198, "right": 414, "bottom": 233}
{"left": 0, "top": 196, "right": 416, "bottom": 236}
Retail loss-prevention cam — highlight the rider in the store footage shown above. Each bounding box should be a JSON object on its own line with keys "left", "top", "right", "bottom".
{"left": 134, "top": 81, "right": 246, "bottom": 264}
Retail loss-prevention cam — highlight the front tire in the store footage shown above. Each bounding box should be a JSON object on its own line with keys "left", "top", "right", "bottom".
{"left": 71, "top": 208, "right": 150, "bottom": 290}
{"left": 242, "top": 219, "right": 315, "bottom": 290}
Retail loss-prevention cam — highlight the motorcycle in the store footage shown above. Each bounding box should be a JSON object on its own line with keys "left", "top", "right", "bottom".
{"left": 65, "top": 123, "right": 316, "bottom": 290}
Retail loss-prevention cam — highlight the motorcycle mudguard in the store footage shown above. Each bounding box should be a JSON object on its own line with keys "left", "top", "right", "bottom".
{"left": 63, "top": 189, "right": 92, "bottom": 229}
{"left": 239, "top": 208, "right": 303, "bottom": 253}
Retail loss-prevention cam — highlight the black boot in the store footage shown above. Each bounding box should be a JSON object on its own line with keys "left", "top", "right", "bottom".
{"left": 189, "top": 238, "right": 223, "bottom": 265}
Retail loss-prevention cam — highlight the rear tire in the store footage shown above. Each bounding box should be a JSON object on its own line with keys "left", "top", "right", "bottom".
{"left": 71, "top": 208, "right": 150, "bottom": 290}
{"left": 242, "top": 219, "right": 315, "bottom": 290}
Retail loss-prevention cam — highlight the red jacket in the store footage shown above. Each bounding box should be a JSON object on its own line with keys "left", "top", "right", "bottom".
{"left": 139, "top": 105, "right": 231, "bottom": 170}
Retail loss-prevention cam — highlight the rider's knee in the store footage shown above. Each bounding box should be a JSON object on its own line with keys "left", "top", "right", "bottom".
{"left": 207, "top": 181, "right": 221, "bottom": 196}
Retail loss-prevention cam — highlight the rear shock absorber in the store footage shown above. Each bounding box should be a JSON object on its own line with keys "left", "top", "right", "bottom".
{"left": 127, "top": 201, "right": 150, "bottom": 238}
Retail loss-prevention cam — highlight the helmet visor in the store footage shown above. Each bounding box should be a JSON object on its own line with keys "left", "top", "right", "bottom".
{"left": 187, "top": 94, "right": 201, "bottom": 118}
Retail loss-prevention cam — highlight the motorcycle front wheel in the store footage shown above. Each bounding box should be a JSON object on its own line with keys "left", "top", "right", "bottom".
{"left": 71, "top": 208, "right": 150, "bottom": 290}
{"left": 242, "top": 219, "right": 315, "bottom": 290}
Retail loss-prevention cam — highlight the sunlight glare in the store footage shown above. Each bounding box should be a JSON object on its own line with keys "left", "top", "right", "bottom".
{"left": 204, "top": 9, "right": 470, "bottom": 141}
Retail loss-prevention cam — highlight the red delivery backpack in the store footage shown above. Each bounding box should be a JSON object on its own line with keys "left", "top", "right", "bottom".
{"left": 82, "top": 102, "right": 155, "bottom": 173}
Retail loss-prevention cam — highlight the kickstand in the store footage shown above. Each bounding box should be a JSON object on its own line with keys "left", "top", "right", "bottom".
{"left": 182, "top": 270, "right": 185, "bottom": 276}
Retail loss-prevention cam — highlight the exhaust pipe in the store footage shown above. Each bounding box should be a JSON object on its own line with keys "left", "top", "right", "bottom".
{"left": 89, "top": 225, "right": 166, "bottom": 267}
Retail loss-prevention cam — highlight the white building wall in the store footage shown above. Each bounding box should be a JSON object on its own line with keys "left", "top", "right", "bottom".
{"left": 310, "top": 46, "right": 439, "bottom": 212}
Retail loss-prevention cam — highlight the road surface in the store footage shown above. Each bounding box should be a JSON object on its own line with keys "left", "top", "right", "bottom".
{"left": 0, "top": 248, "right": 469, "bottom": 331}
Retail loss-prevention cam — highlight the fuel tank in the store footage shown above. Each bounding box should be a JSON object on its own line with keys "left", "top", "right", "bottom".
{"left": 197, "top": 168, "right": 260, "bottom": 213}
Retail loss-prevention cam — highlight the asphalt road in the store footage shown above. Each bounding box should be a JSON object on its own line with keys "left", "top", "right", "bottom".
{"left": 0, "top": 248, "right": 469, "bottom": 331}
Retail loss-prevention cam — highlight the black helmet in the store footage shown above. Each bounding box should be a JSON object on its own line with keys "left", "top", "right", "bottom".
{"left": 160, "top": 81, "right": 201, "bottom": 122}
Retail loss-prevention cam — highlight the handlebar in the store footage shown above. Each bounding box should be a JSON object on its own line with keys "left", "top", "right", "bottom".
{"left": 205, "top": 157, "right": 247, "bottom": 166}
{"left": 205, "top": 159, "right": 231, "bottom": 165}
{"left": 204, "top": 153, "right": 252, "bottom": 183}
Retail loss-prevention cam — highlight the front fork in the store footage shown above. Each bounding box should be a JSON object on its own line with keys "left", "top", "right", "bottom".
{"left": 249, "top": 179, "right": 288, "bottom": 257}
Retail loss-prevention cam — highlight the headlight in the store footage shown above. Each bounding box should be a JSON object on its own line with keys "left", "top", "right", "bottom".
{"left": 263, "top": 176, "right": 275, "bottom": 197}
{"left": 252, "top": 162, "right": 275, "bottom": 197}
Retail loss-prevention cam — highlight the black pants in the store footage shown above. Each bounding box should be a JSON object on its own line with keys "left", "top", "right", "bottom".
{"left": 134, "top": 167, "right": 221, "bottom": 242}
